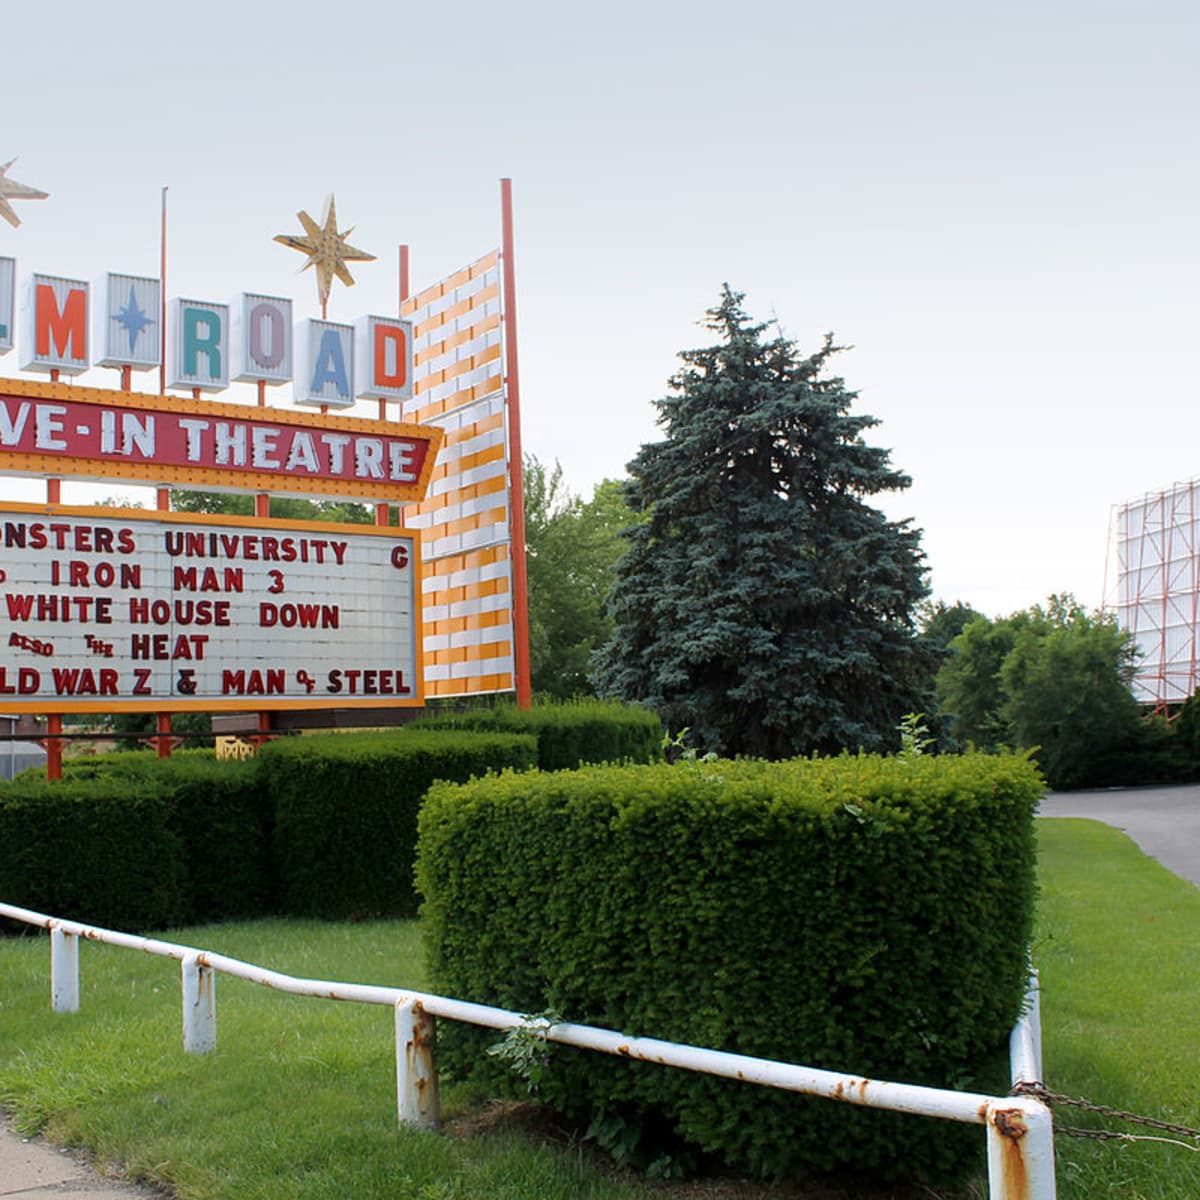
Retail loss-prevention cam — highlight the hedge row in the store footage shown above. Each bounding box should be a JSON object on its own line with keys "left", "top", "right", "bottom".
{"left": 0, "top": 730, "right": 536, "bottom": 929}
{"left": 416, "top": 752, "right": 1043, "bottom": 1180}
{"left": 261, "top": 731, "right": 537, "bottom": 919}
{"left": 409, "top": 698, "right": 663, "bottom": 770}
{"left": 0, "top": 775, "right": 189, "bottom": 931}
{"left": 52, "top": 751, "right": 273, "bottom": 924}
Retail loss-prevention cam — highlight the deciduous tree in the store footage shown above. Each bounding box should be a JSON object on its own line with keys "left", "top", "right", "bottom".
{"left": 936, "top": 595, "right": 1149, "bottom": 789}
{"left": 524, "top": 456, "right": 632, "bottom": 699}
{"left": 1000, "top": 596, "right": 1143, "bottom": 790}
{"left": 935, "top": 612, "right": 1030, "bottom": 750}
{"left": 919, "top": 599, "right": 985, "bottom": 652}
{"left": 168, "top": 490, "right": 375, "bottom": 523}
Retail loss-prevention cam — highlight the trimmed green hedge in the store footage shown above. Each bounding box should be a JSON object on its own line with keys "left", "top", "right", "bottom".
{"left": 155, "top": 756, "right": 273, "bottom": 923}
{"left": 410, "top": 699, "right": 663, "bottom": 771}
{"left": 416, "top": 752, "right": 1042, "bottom": 1180}
{"left": 6, "top": 751, "right": 272, "bottom": 928}
{"left": 0, "top": 776, "right": 188, "bottom": 930}
{"left": 261, "top": 730, "right": 538, "bottom": 919}
{"left": 55, "top": 751, "right": 273, "bottom": 924}
{"left": 1, "top": 728, "right": 539, "bottom": 929}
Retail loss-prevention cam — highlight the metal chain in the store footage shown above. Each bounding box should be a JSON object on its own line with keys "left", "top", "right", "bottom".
{"left": 1012, "top": 1080, "right": 1200, "bottom": 1142}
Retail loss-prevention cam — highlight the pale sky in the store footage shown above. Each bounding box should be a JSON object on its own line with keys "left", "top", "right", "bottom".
{"left": 2, "top": 0, "right": 1195, "bottom": 618}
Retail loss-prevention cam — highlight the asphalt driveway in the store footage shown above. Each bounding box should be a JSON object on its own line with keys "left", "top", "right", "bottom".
{"left": 1039, "top": 784, "right": 1200, "bottom": 889}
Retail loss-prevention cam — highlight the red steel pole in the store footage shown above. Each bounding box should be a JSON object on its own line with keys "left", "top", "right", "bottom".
{"left": 46, "top": 715, "right": 62, "bottom": 781}
{"left": 156, "top": 712, "right": 172, "bottom": 760}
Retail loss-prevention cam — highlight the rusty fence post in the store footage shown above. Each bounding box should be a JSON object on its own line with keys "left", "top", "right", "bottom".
{"left": 50, "top": 925, "right": 79, "bottom": 1013}
{"left": 986, "top": 1096, "right": 1057, "bottom": 1200}
{"left": 394, "top": 998, "right": 439, "bottom": 1129}
{"left": 182, "top": 954, "right": 217, "bottom": 1054}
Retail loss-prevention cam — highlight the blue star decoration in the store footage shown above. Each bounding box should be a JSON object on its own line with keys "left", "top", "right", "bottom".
{"left": 112, "top": 287, "right": 155, "bottom": 354}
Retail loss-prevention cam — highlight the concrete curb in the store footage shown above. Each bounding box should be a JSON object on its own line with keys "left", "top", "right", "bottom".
{"left": 0, "top": 1113, "right": 165, "bottom": 1199}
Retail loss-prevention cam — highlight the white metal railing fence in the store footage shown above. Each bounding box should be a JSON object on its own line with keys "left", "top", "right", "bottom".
{"left": 0, "top": 901, "right": 1056, "bottom": 1199}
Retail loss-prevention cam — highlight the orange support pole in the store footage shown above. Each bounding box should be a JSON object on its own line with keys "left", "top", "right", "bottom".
{"left": 500, "top": 179, "right": 532, "bottom": 710}
{"left": 397, "top": 243, "right": 411, "bottom": 531}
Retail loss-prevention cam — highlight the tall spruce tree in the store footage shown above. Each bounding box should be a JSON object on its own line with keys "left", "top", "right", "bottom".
{"left": 592, "top": 287, "right": 937, "bottom": 758}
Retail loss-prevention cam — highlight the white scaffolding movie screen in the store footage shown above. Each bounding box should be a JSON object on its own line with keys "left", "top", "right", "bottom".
{"left": 1115, "top": 478, "right": 1200, "bottom": 707}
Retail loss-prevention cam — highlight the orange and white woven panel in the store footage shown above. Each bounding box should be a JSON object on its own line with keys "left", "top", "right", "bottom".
{"left": 401, "top": 251, "right": 515, "bottom": 697}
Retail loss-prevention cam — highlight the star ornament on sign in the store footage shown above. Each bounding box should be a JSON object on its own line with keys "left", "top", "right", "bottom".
{"left": 0, "top": 159, "right": 49, "bottom": 229}
{"left": 113, "top": 286, "right": 154, "bottom": 353}
{"left": 273, "top": 194, "right": 376, "bottom": 314}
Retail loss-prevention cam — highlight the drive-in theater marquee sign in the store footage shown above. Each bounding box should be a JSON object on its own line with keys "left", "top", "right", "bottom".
{"left": 0, "top": 505, "right": 421, "bottom": 711}
{"left": 0, "top": 253, "right": 444, "bottom": 717}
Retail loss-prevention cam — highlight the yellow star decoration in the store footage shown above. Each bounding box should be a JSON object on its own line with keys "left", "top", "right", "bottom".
{"left": 0, "top": 159, "right": 49, "bottom": 229}
{"left": 274, "top": 194, "right": 376, "bottom": 314}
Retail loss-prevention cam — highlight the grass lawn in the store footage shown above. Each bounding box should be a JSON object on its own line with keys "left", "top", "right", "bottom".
{"left": 1, "top": 918, "right": 959, "bottom": 1200}
{"left": 0, "top": 919, "right": 661, "bottom": 1200}
{"left": 1035, "top": 818, "right": 1200, "bottom": 1199}
{"left": 1, "top": 818, "right": 1198, "bottom": 1197}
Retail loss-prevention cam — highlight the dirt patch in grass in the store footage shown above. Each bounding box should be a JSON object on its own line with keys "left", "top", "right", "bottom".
{"left": 446, "top": 1100, "right": 975, "bottom": 1200}
{"left": 447, "top": 1098, "right": 578, "bottom": 1146}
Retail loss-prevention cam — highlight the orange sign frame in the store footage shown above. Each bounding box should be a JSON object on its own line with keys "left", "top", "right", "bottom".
{"left": 0, "top": 501, "right": 427, "bottom": 714}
